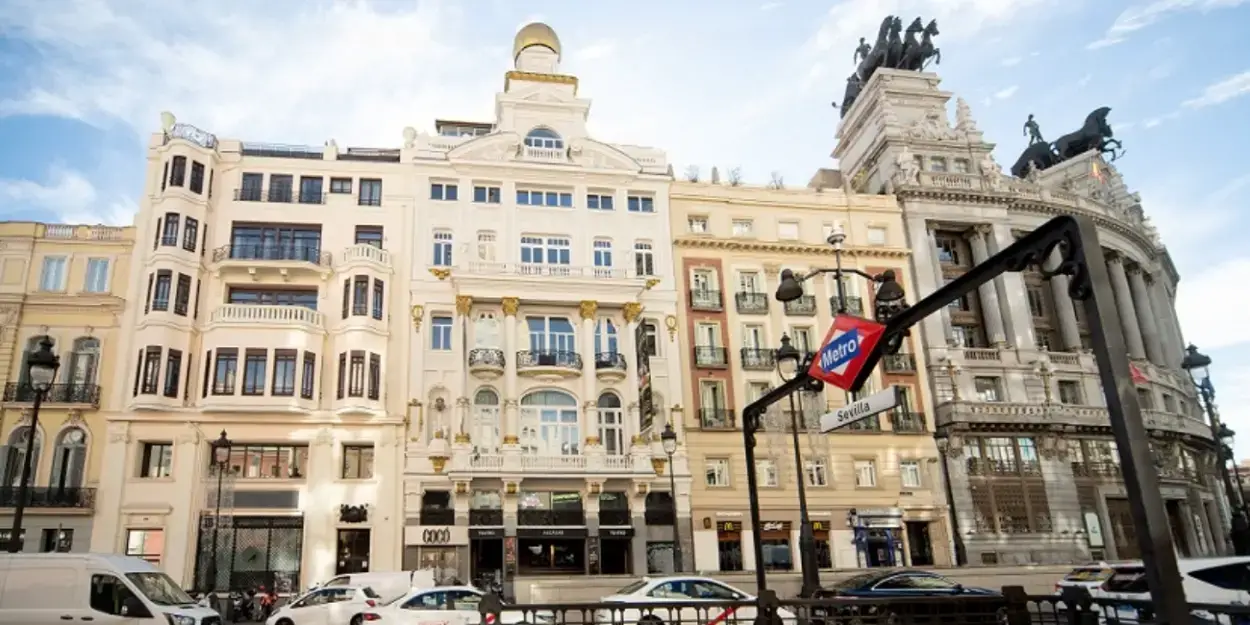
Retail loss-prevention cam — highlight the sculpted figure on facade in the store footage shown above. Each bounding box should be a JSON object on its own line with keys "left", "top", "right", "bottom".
{"left": 979, "top": 153, "right": 1005, "bottom": 191}
{"left": 892, "top": 146, "right": 921, "bottom": 187}
{"left": 907, "top": 109, "right": 957, "bottom": 141}
{"left": 955, "top": 97, "right": 978, "bottom": 133}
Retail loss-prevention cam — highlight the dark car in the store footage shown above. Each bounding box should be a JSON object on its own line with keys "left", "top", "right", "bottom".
{"left": 809, "top": 570, "right": 1004, "bottom": 625}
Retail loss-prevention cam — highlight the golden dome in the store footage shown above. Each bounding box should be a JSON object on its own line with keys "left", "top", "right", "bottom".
{"left": 513, "top": 22, "right": 561, "bottom": 61}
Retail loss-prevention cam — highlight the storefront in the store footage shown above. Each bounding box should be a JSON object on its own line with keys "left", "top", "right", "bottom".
{"left": 404, "top": 524, "right": 468, "bottom": 583}
{"left": 850, "top": 508, "right": 905, "bottom": 568}
{"left": 516, "top": 527, "right": 588, "bottom": 574}
{"left": 759, "top": 521, "right": 793, "bottom": 571}
{"left": 193, "top": 515, "right": 304, "bottom": 593}
{"left": 597, "top": 527, "right": 634, "bottom": 574}
{"left": 810, "top": 520, "right": 834, "bottom": 569}
{"left": 715, "top": 520, "right": 744, "bottom": 571}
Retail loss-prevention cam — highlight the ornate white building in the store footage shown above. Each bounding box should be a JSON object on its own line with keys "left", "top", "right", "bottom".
{"left": 401, "top": 24, "right": 686, "bottom": 591}
{"left": 835, "top": 69, "right": 1218, "bottom": 565}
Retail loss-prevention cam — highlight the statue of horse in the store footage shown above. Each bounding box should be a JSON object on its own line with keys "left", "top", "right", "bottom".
{"left": 856, "top": 16, "right": 894, "bottom": 81}
{"left": 1053, "top": 106, "right": 1114, "bottom": 160}
{"left": 884, "top": 17, "right": 905, "bottom": 69}
{"left": 1010, "top": 141, "right": 1062, "bottom": 178}
{"left": 1099, "top": 137, "right": 1125, "bottom": 162}
{"left": 902, "top": 19, "right": 941, "bottom": 70}
{"left": 899, "top": 17, "right": 923, "bottom": 64}
{"left": 840, "top": 73, "right": 864, "bottom": 118}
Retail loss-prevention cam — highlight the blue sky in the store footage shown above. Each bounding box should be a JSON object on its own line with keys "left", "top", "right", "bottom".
{"left": 2, "top": 0, "right": 1249, "bottom": 452}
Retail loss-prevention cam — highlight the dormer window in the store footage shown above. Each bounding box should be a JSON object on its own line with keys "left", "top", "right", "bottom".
{"left": 525, "top": 127, "right": 564, "bottom": 150}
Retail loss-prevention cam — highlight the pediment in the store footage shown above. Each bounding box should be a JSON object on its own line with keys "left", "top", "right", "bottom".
{"left": 569, "top": 138, "right": 642, "bottom": 173}
{"left": 448, "top": 132, "right": 522, "bottom": 162}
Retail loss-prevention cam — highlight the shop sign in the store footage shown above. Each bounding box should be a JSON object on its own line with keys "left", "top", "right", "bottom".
{"left": 810, "top": 521, "right": 829, "bottom": 532}
{"left": 469, "top": 528, "right": 504, "bottom": 539}
{"left": 601, "top": 528, "right": 635, "bottom": 538}
{"left": 761, "top": 521, "right": 792, "bottom": 532}
{"left": 517, "top": 527, "right": 589, "bottom": 538}
{"left": 716, "top": 521, "right": 740, "bottom": 532}
{"left": 404, "top": 525, "right": 469, "bottom": 546}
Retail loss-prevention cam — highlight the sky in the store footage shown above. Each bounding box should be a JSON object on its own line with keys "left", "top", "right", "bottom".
{"left": 1, "top": 0, "right": 1249, "bottom": 453}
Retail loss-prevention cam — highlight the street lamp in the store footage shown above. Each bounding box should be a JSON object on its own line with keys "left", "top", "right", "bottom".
{"left": 207, "top": 431, "right": 232, "bottom": 594}
{"left": 775, "top": 334, "right": 822, "bottom": 597}
{"left": 660, "top": 423, "right": 682, "bottom": 573}
{"left": 7, "top": 336, "right": 60, "bottom": 553}
{"left": 1181, "top": 344, "right": 1249, "bottom": 555}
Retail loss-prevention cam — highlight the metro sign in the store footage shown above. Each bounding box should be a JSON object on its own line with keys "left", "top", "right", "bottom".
{"left": 808, "top": 314, "right": 886, "bottom": 391}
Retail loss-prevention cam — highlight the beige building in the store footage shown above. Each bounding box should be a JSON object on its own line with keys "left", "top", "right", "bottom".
{"left": 669, "top": 180, "right": 953, "bottom": 574}
{"left": 0, "top": 221, "right": 134, "bottom": 552}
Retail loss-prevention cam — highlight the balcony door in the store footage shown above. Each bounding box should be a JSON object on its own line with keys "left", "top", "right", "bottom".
{"left": 692, "top": 270, "right": 714, "bottom": 294}
{"left": 742, "top": 325, "right": 765, "bottom": 350}
{"left": 520, "top": 390, "right": 579, "bottom": 456}
{"left": 696, "top": 323, "right": 719, "bottom": 348}
{"left": 595, "top": 319, "right": 618, "bottom": 355}
{"left": 527, "top": 317, "right": 575, "bottom": 355}
{"left": 472, "top": 389, "right": 501, "bottom": 454}
{"left": 66, "top": 338, "right": 100, "bottom": 389}
{"left": 700, "top": 381, "right": 727, "bottom": 413}
{"left": 739, "top": 272, "right": 761, "bottom": 293}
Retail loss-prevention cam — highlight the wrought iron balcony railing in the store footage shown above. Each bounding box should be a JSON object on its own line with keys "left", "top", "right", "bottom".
{"left": 740, "top": 348, "right": 775, "bottom": 371}
{"left": 644, "top": 505, "right": 675, "bottom": 525}
{"left": 212, "top": 244, "right": 331, "bottom": 266}
{"left": 598, "top": 509, "right": 632, "bottom": 526}
{"left": 516, "top": 350, "right": 583, "bottom": 370}
{"left": 468, "top": 348, "right": 505, "bottom": 368}
{"left": 232, "top": 187, "right": 327, "bottom": 204}
{"left": 420, "top": 507, "right": 455, "bottom": 525}
{"left": 700, "top": 408, "right": 736, "bottom": 429}
{"left": 594, "top": 352, "right": 627, "bottom": 371}
{"left": 734, "top": 292, "right": 769, "bottom": 314}
{"left": 784, "top": 295, "right": 817, "bottom": 316}
{"left": 0, "top": 486, "right": 96, "bottom": 509}
{"left": 890, "top": 411, "right": 927, "bottom": 433}
{"left": 882, "top": 353, "right": 917, "bottom": 374}
{"left": 689, "top": 289, "right": 723, "bottom": 311}
{"left": 3, "top": 383, "right": 101, "bottom": 406}
{"left": 693, "top": 346, "right": 728, "bottom": 367}
{"left": 469, "top": 509, "right": 504, "bottom": 526}
{"left": 518, "top": 509, "right": 585, "bottom": 526}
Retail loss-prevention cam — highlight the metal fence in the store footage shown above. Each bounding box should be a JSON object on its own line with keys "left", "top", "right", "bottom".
{"left": 477, "top": 586, "right": 1250, "bottom": 625}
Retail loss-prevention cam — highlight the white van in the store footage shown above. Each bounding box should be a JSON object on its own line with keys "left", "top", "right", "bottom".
{"left": 0, "top": 553, "right": 222, "bottom": 625}
{"left": 314, "top": 570, "right": 436, "bottom": 603}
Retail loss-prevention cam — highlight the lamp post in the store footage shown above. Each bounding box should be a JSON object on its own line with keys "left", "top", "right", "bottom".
{"left": 660, "top": 423, "right": 682, "bottom": 573}
{"left": 1181, "top": 344, "right": 1250, "bottom": 555}
{"left": 207, "top": 431, "right": 232, "bottom": 593}
{"left": 6, "top": 336, "right": 60, "bottom": 553}
{"left": 775, "top": 334, "right": 822, "bottom": 597}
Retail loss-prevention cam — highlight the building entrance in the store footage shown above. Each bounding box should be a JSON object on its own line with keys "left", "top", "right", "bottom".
{"left": 905, "top": 521, "right": 934, "bottom": 566}
{"left": 336, "top": 529, "right": 371, "bottom": 574}
{"left": 471, "top": 537, "right": 504, "bottom": 591}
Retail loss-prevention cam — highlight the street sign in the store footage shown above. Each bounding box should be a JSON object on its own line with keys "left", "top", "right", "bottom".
{"left": 819, "top": 386, "right": 902, "bottom": 433}
{"left": 807, "top": 314, "right": 886, "bottom": 390}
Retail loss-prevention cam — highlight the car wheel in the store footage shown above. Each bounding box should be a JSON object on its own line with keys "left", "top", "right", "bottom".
{"left": 276, "top": 619, "right": 294, "bottom": 625}
{"left": 350, "top": 615, "right": 364, "bottom": 625}
{"left": 639, "top": 614, "right": 665, "bottom": 625}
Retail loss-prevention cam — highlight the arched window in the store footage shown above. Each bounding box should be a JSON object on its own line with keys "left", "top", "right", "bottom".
{"left": 520, "top": 389, "right": 578, "bottom": 456}
{"left": 1, "top": 426, "right": 42, "bottom": 487}
{"left": 50, "top": 427, "right": 87, "bottom": 490}
{"left": 18, "top": 336, "right": 55, "bottom": 391}
{"left": 67, "top": 337, "right": 100, "bottom": 388}
{"left": 473, "top": 388, "right": 501, "bottom": 453}
{"left": 524, "top": 127, "right": 564, "bottom": 150}
{"left": 595, "top": 319, "right": 618, "bottom": 355}
{"left": 597, "top": 392, "right": 624, "bottom": 455}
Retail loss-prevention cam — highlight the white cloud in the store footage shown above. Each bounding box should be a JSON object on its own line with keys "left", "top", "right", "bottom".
{"left": 0, "top": 166, "right": 133, "bottom": 225}
{"left": 1182, "top": 70, "right": 1250, "bottom": 109}
{"left": 994, "top": 85, "right": 1019, "bottom": 99}
{"left": 1177, "top": 257, "right": 1250, "bottom": 351}
{"left": 1086, "top": 0, "right": 1249, "bottom": 49}
{"left": 1000, "top": 56, "right": 1022, "bottom": 67}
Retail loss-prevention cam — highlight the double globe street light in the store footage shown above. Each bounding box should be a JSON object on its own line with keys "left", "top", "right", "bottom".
{"left": 660, "top": 423, "right": 682, "bottom": 572}
{"left": 7, "top": 336, "right": 60, "bottom": 553}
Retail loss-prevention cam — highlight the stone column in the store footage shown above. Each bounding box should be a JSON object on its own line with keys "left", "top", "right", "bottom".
{"left": 501, "top": 297, "right": 520, "bottom": 444}
{"left": 90, "top": 423, "right": 130, "bottom": 553}
{"left": 303, "top": 429, "right": 338, "bottom": 587}
{"left": 169, "top": 427, "right": 205, "bottom": 585}
{"left": 966, "top": 228, "right": 1007, "bottom": 347}
{"left": 989, "top": 224, "right": 1037, "bottom": 350}
{"left": 454, "top": 295, "right": 473, "bottom": 400}
{"left": 1150, "top": 281, "right": 1183, "bottom": 369}
{"left": 919, "top": 222, "right": 954, "bottom": 346}
{"left": 1045, "top": 249, "right": 1083, "bottom": 351}
{"left": 580, "top": 301, "right": 599, "bottom": 450}
{"left": 1128, "top": 269, "right": 1166, "bottom": 366}
{"left": 630, "top": 489, "right": 649, "bottom": 574}
{"left": 1106, "top": 256, "right": 1147, "bottom": 360}
{"left": 623, "top": 303, "right": 644, "bottom": 447}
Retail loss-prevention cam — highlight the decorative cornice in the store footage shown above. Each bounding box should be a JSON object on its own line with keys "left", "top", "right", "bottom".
{"left": 504, "top": 70, "right": 579, "bottom": 95}
{"left": 673, "top": 236, "right": 911, "bottom": 259}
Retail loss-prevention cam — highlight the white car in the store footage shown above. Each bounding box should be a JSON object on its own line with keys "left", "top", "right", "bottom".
{"left": 1097, "top": 557, "right": 1250, "bottom": 623}
{"left": 1054, "top": 562, "right": 1125, "bottom": 594}
{"left": 597, "top": 577, "right": 795, "bottom": 625}
{"left": 363, "top": 585, "right": 551, "bottom": 625}
{"left": 266, "top": 585, "right": 382, "bottom": 625}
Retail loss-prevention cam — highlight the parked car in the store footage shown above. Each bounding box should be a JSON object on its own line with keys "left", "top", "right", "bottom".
{"left": 308, "top": 570, "right": 436, "bottom": 605}
{"left": 362, "top": 585, "right": 551, "bottom": 625}
{"left": 1054, "top": 562, "right": 1125, "bottom": 594}
{"left": 1097, "top": 557, "right": 1250, "bottom": 624}
{"left": 596, "top": 576, "right": 795, "bottom": 625}
{"left": 265, "top": 585, "right": 381, "bottom": 625}
{"left": 810, "top": 570, "right": 1002, "bottom": 625}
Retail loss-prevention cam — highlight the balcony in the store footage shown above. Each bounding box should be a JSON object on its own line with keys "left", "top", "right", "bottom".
{"left": 233, "top": 187, "right": 326, "bottom": 204}
{"left": 521, "top": 455, "right": 587, "bottom": 470}
{"left": 336, "top": 244, "right": 392, "bottom": 271}
{"left": 599, "top": 509, "right": 632, "bottom": 526}
{"left": 420, "top": 507, "right": 455, "bottom": 525}
{"left": 518, "top": 509, "right": 585, "bottom": 525}
{"left": 784, "top": 295, "right": 817, "bottom": 316}
{"left": 740, "top": 348, "right": 775, "bottom": 371}
{"left": 690, "top": 289, "right": 723, "bottom": 312}
{"left": 693, "top": 346, "right": 729, "bottom": 368}
{"left": 211, "top": 244, "right": 331, "bottom": 277}
{"left": 523, "top": 146, "right": 566, "bottom": 162}
{"left": 595, "top": 352, "right": 627, "bottom": 382}
{"left": 840, "top": 296, "right": 865, "bottom": 316}
{"left": 3, "top": 383, "right": 100, "bottom": 407}
{"left": 845, "top": 415, "right": 881, "bottom": 432}
{"left": 882, "top": 353, "right": 917, "bottom": 374}
{"left": 470, "top": 509, "right": 504, "bottom": 526}
{"left": 468, "top": 348, "right": 505, "bottom": 379}
{"left": 644, "top": 505, "right": 675, "bottom": 526}
{"left": 453, "top": 262, "right": 647, "bottom": 305}
{"left": 209, "top": 304, "right": 324, "bottom": 332}
{"left": 0, "top": 487, "right": 95, "bottom": 510}
{"left": 890, "top": 411, "right": 927, "bottom": 433}
{"left": 516, "top": 350, "right": 582, "bottom": 380}
{"left": 1070, "top": 462, "right": 1122, "bottom": 479}
{"left": 700, "top": 408, "right": 736, "bottom": 430}
{"left": 735, "top": 292, "right": 769, "bottom": 314}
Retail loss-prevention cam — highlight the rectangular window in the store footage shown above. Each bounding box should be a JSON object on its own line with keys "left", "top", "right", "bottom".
{"left": 587, "top": 193, "right": 615, "bottom": 210}
{"left": 139, "top": 443, "right": 173, "bottom": 478}
{"left": 866, "top": 226, "right": 888, "bottom": 246}
{"left": 900, "top": 460, "right": 922, "bottom": 488}
{"left": 330, "top": 177, "right": 352, "bottom": 194}
{"left": 202, "top": 350, "right": 212, "bottom": 398}
{"left": 517, "top": 189, "right": 573, "bottom": 207}
{"left": 627, "top": 195, "right": 654, "bottom": 213}
{"left": 476, "top": 231, "right": 497, "bottom": 261}
{"left": 242, "top": 349, "right": 268, "bottom": 395}
{"left": 299, "top": 176, "right": 324, "bottom": 203}
{"left": 173, "top": 273, "right": 191, "bottom": 316}
{"left": 519, "top": 235, "right": 571, "bottom": 267}
{"left": 125, "top": 529, "right": 164, "bottom": 565}
{"left": 300, "top": 352, "right": 316, "bottom": 399}
{"left": 272, "top": 349, "right": 297, "bottom": 396}
{"left": 348, "top": 351, "right": 366, "bottom": 397}
{"left": 431, "top": 182, "right": 459, "bottom": 201}
{"left": 342, "top": 279, "right": 350, "bottom": 319}
{"left": 169, "top": 156, "right": 186, "bottom": 187}
{"left": 161, "top": 213, "right": 179, "bottom": 246}
{"left": 372, "top": 279, "right": 384, "bottom": 320}
{"left": 212, "top": 348, "right": 238, "bottom": 395}
{"left": 132, "top": 349, "right": 142, "bottom": 396}
{"left": 355, "top": 226, "right": 383, "bottom": 248}
{"left": 855, "top": 459, "right": 877, "bottom": 487}
{"left": 39, "top": 528, "right": 73, "bottom": 553}
{"left": 705, "top": 458, "right": 730, "bottom": 487}
{"left": 974, "top": 376, "right": 1003, "bottom": 402}
{"left": 593, "top": 239, "right": 613, "bottom": 271}
{"left": 182, "top": 217, "right": 199, "bottom": 252}
{"left": 151, "top": 271, "right": 171, "bottom": 311}
{"left": 268, "top": 174, "right": 293, "bottom": 202}
{"left": 189, "top": 161, "right": 205, "bottom": 193}
{"left": 732, "top": 219, "right": 754, "bottom": 236}
{"left": 39, "top": 256, "right": 68, "bottom": 291}
{"left": 342, "top": 445, "right": 375, "bottom": 479}
{"left": 238, "top": 172, "right": 263, "bottom": 201}
{"left": 161, "top": 161, "right": 168, "bottom": 192}
{"left": 433, "top": 231, "right": 453, "bottom": 266}
{"left": 83, "top": 258, "right": 110, "bottom": 293}
{"left": 359, "top": 178, "right": 382, "bottom": 206}
{"left": 162, "top": 349, "right": 182, "bottom": 398}
{"left": 337, "top": 352, "right": 347, "bottom": 399}
{"left": 431, "top": 316, "right": 453, "bottom": 350}
{"left": 778, "top": 221, "right": 800, "bottom": 240}
{"left": 473, "top": 185, "right": 501, "bottom": 204}
{"left": 805, "top": 458, "right": 829, "bottom": 487}
{"left": 228, "top": 287, "right": 318, "bottom": 309}
{"left": 141, "top": 347, "right": 161, "bottom": 394}
{"left": 223, "top": 444, "right": 309, "bottom": 479}
{"left": 352, "top": 276, "right": 368, "bottom": 316}
{"left": 1058, "top": 380, "right": 1083, "bottom": 405}
{"left": 687, "top": 216, "right": 708, "bottom": 233}
{"left": 634, "top": 242, "right": 655, "bottom": 276}
{"left": 642, "top": 321, "right": 659, "bottom": 357}
{"left": 368, "top": 353, "right": 381, "bottom": 400}
{"left": 756, "top": 459, "right": 779, "bottom": 487}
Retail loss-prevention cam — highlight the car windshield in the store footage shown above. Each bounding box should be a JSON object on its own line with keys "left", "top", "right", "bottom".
{"left": 126, "top": 572, "right": 195, "bottom": 606}
{"left": 616, "top": 580, "right": 650, "bottom": 595}
{"left": 1064, "top": 567, "right": 1113, "bottom": 582}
